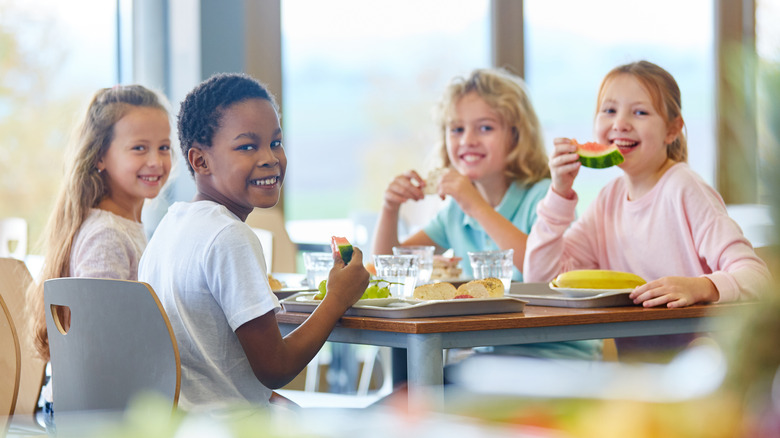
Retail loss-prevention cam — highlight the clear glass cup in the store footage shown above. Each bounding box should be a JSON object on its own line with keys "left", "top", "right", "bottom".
{"left": 467, "top": 249, "right": 514, "bottom": 293}
{"left": 372, "top": 254, "right": 419, "bottom": 299}
{"left": 303, "top": 252, "right": 333, "bottom": 289}
{"left": 392, "top": 245, "right": 435, "bottom": 284}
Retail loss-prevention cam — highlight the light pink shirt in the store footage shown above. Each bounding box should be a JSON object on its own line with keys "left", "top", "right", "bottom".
{"left": 524, "top": 163, "right": 771, "bottom": 302}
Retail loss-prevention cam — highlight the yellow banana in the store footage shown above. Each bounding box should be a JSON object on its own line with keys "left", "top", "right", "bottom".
{"left": 552, "top": 269, "right": 646, "bottom": 289}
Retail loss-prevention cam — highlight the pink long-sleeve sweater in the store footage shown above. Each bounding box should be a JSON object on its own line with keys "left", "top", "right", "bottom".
{"left": 523, "top": 163, "right": 771, "bottom": 302}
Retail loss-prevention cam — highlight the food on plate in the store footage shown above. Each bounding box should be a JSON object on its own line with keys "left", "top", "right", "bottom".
{"left": 413, "top": 282, "right": 457, "bottom": 300}
{"left": 413, "top": 278, "right": 504, "bottom": 300}
{"left": 422, "top": 168, "right": 446, "bottom": 195}
{"left": 313, "top": 279, "right": 327, "bottom": 300}
{"left": 572, "top": 139, "right": 625, "bottom": 169}
{"left": 430, "top": 255, "right": 462, "bottom": 280}
{"left": 456, "top": 278, "right": 504, "bottom": 298}
{"left": 331, "top": 236, "right": 353, "bottom": 264}
{"left": 551, "top": 269, "right": 646, "bottom": 289}
{"left": 267, "top": 274, "right": 283, "bottom": 291}
{"left": 313, "top": 278, "right": 396, "bottom": 301}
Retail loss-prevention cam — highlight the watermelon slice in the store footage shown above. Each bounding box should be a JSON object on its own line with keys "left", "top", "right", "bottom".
{"left": 331, "top": 236, "right": 353, "bottom": 264}
{"left": 573, "top": 139, "right": 624, "bottom": 169}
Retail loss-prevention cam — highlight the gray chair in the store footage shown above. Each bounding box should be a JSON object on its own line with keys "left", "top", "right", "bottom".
{"left": 44, "top": 278, "right": 180, "bottom": 414}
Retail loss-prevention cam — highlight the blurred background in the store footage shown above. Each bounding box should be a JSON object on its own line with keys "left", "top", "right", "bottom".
{"left": 0, "top": 0, "right": 777, "bottom": 262}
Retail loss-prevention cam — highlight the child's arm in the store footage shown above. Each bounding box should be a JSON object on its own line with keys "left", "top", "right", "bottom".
{"left": 630, "top": 176, "right": 772, "bottom": 308}
{"left": 234, "top": 248, "right": 370, "bottom": 389}
{"left": 523, "top": 138, "right": 601, "bottom": 281}
{"left": 439, "top": 169, "right": 534, "bottom": 270}
{"left": 373, "top": 170, "right": 436, "bottom": 254}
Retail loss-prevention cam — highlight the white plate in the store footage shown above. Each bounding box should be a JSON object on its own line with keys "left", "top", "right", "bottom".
{"left": 548, "top": 283, "right": 634, "bottom": 298}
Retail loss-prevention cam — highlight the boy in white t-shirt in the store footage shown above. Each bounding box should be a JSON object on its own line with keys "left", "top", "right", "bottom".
{"left": 139, "top": 73, "right": 369, "bottom": 411}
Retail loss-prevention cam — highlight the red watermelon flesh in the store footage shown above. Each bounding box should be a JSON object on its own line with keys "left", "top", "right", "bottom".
{"left": 573, "top": 139, "right": 624, "bottom": 169}
{"left": 331, "top": 236, "right": 353, "bottom": 264}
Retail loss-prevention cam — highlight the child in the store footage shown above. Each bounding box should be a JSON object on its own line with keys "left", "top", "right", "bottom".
{"left": 524, "top": 61, "right": 771, "bottom": 353}
{"left": 373, "top": 68, "right": 601, "bottom": 360}
{"left": 373, "top": 68, "right": 550, "bottom": 280}
{"left": 138, "top": 73, "right": 369, "bottom": 411}
{"left": 27, "top": 84, "right": 172, "bottom": 419}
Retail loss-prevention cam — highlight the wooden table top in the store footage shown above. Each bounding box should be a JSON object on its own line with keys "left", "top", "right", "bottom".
{"left": 276, "top": 302, "right": 754, "bottom": 335}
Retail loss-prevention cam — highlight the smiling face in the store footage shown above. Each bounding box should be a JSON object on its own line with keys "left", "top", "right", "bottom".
{"left": 595, "top": 74, "right": 679, "bottom": 177}
{"left": 98, "top": 106, "right": 171, "bottom": 206}
{"left": 445, "top": 91, "right": 511, "bottom": 187}
{"left": 191, "top": 98, "right": 286, "bottom": 220}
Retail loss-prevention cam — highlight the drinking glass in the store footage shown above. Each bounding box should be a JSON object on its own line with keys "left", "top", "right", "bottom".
{"left": 467, "top": 249, "right": 514, "bottom": 293}
{"left": 392, "top": 245, "right": 435, "bottom": 284}
{"left": 303, "top": 252, "right": 333, "bottom": 289}
{"left": 372, "top": 254, "right": 419, "bottom": 299}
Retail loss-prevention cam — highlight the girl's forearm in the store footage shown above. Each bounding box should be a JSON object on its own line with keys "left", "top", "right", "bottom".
{"left": 371, "top": 203, "right": 401, "bottom": 255}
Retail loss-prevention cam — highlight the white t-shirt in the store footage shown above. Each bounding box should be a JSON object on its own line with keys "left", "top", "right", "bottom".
{"left": 70, "top": 208, "right": 147, "bottom": 279}
{"left": 139, "top": 201, "right": 280, "bottom": 411}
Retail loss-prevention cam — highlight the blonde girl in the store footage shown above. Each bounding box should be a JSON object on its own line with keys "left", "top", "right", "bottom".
{"left": 374, "top": 68, "right": 601, "bottom": 360}
{"left": 525, "top": 60, "right": 770, "bottom": 308}
{"left": 373, "top": 68, "right": 550, "bottom": 280}
{"left": 29, "top": 85, "right": 172, "bottom": 362}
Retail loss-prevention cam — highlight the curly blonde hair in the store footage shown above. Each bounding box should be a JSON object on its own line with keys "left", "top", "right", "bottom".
{"left": 434, "top": 68, "right": 550, "bottom": 185}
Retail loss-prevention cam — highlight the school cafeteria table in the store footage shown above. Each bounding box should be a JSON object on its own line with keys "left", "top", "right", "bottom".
{"left": 275, "top": 302, "right": 752, "bottom": 407}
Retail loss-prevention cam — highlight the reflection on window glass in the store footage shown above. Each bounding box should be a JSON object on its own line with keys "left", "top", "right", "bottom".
{"left": 525, "top": 0, "right": 714, "bottom": 213}
{"left": 0, "top": 0, "right": 116, "bottom": 246}
{"left": 281, "top": 0, "right": 489, "bottom": 226}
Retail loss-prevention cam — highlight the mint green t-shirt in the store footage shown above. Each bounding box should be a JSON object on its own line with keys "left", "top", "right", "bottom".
{"left": 423, "top": 178, "right": 602, "bottom": 360}
{"left": 423, "top": 179, "right": 550, "bottom": 281}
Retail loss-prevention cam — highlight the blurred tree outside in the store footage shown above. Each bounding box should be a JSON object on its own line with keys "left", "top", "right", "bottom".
{"left": 0, "top": 1, "right": 96, "bottom": 253}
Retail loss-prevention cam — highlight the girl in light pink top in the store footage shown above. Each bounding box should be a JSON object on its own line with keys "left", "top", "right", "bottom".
{"left": 524, "top": 61, "right": 771, "bottom": 312}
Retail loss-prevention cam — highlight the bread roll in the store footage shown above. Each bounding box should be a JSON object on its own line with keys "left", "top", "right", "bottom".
{"left": 413, "top": 282, "right": 457, "bottom": 300}
{"left": 456, "top": 278, "right": 504, "bottom": 298}
{"left": 267, "top": 274, "right": 283, "bottom": 291}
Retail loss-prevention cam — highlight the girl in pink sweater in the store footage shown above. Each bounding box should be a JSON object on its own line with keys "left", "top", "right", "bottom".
{"left": 524, "top": 61, "right": 770, "bottom": 310}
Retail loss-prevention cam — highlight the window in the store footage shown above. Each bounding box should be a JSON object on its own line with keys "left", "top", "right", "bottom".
{"left": 0, "top": 0, "right": 117, "bottom": 248}
{"left": 281, "top": 0, "right": 490, "bottom": 247}
{"left": 524, "top": 0, "right": 715, "bottom": 213}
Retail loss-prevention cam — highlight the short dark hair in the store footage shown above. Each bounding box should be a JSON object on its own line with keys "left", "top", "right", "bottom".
{"left": 177, "top": 72, "right": 278, "bottom": 175}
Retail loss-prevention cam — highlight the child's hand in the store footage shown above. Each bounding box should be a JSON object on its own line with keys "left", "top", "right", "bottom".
{"left": 550, "top": 138, "right": 581, "bottom": 199}
{"left": 382, "top": 171, "right": 426, "bottom": 210}
{"left": 323, "top": 247, "right": 370, "bottom": 310}
{"left": 629, "top": 276, "right": 719, "bottom": 308}
{"left": 437, "top": 169, "right": 484, "bottom": 213}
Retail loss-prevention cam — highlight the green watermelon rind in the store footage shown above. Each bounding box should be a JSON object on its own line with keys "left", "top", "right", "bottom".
{"left": 338, "top": 244, "right": 353, "bottom": 264}
{"left": 331, "top": 236, "right": 353, "bottom": 264}
{"left": 577, "top": 143, "right": 625, "bottom": 169}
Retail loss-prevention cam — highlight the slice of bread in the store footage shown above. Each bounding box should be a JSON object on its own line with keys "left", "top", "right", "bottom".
{"left": 413, "top": 282, "right": 457, "bottom": 300}
{"left": 456, "top": 278, "right": 505, "bottom": 298}
{"left": 422, "top": 168, "right": 446, "bottom": 195}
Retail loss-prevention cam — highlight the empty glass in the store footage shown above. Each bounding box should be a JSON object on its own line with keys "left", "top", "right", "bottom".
{"left": 467, "top": 249, "right": 514, "bottom": 293}
{"left": 372, "top": 254, "right": 419, "bottom": 299}
{"left": 303, "top": 252, "right": 333, "bottom": 289}
{"left": 392, "top": 245, "right": 435, "bottom": 284}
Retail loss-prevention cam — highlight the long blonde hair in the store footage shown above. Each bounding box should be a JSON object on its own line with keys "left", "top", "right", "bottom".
{"left": 435, "top": 68, "right": 550, "bottom": 185}
{"left": 596, "top": 60, "right": 688, "bottom": 162}
{"left": 29, "top": 85, "right": 168, "bottom": 360}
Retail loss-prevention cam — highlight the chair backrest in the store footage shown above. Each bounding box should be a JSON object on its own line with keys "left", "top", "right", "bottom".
{"left": 44, "top": 278, "right": 181, "bottom": 413}
{"left": 0, "top": 217, "right": 28, "bottom": 260}
{"left": 246, "top": 208, "right": 297, "bottom": 273}
{"left": 0, "top": 258, "right": 46, "bottom": 416}
{"left": 0, "top": 293, "right": 21, "bottom": 431}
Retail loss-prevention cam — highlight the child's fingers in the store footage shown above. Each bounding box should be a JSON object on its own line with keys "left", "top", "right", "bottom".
{"left": 552, "top": 138, "right": 577, "bottom": 155}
